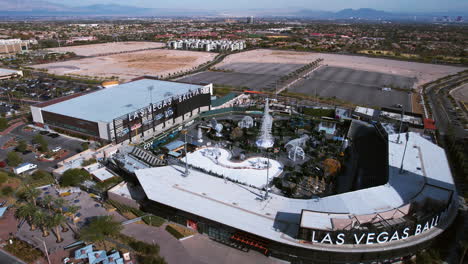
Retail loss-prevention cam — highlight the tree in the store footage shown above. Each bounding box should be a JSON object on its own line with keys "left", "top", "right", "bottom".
{"left": 41, "top": 194, "right": 54, "bottom": 212}
{"left": 49, "top": 214, "right": 66, "bottom": 243}
{"left": 16, "top": 203, "right": 38, "bottom": 231}
{"left": 60, "top": 169, "right": 91, "bottom": 187}
{"left": 0, "top": 117, "right": 8, "bottom": 130}
{"left": 7, "top": 151, "right": 22, "bottom": 167}
{"left": 33, "top": 211, "right": 50, "bottom": 237}
{"left": 79, "top": 216, "right": 122, "bottom": 246}
{"left": 53, "top": 198, "right": 68, "bottom": 214}
{"left": 23, "top": 188, "right": 40, "bottom": 206}
{"left": 33, "top": 134, "right": 48, "bottom": 152}
{"left": 16, "top": 140, "right": 28, "bottom": 153}
{"left": 31, "top": 170, "right": 51, "bottom": 181}
{"left": 81, "top": 142, "right": 89, "bottom": 151}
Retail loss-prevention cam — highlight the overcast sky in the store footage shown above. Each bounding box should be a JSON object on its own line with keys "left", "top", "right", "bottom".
{"left": 47, "top": 0, "right": 468, "bottom": 12}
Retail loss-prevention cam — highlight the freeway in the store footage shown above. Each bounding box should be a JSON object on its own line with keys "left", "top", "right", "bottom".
{"left": 0, "top": 249, "right": 25, "bottom": 264}
{"left": 424, "top": 72, "right": 468, "bottom": 137}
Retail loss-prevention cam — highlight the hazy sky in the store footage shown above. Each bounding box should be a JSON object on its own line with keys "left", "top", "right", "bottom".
{"left": 48, "top": 0, "right": 468, "bottom": 12}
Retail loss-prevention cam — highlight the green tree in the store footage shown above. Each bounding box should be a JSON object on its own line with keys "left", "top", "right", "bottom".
{"left": 16, "top": 203, "right": 38, "bottom": 231}
{"left": 33, "top": 134, "right": 48, "bottom": 152}
{"left": 23, "top": 187, "right": 41, "bottom": 206}
{"left": 31, "top": 170, "right": 51, "bottom": 181}
{"left": 33, "top": 210, "right": 50, "bottom": 237}
{"left": 81, "top": 142, "right": 89, "bottom": 151}
{"left": 7, "top": 151, "right": 22, "bottom": 167}
{"left": 16, "top": 140, "right": 28, "bottom": 153}
{"left": 53, "top": 198, "right": 68, "bottom": 214}
{"left": 60, "top": 169, "right": 91, "bottom": 187}
{"left": 41, "top": 194, "right": 54, "bottom": 212}
{"left": 0, "top": 117, "right": 8, "bottom": 130}
{"left": 49, "top": 214, "right": 66, "bottom": 243}
{"left": 79, "top": 216, "right": 123, "bottom": 247}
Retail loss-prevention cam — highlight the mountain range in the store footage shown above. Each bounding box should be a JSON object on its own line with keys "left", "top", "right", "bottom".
{"left": 0, "top": 0, "right": 466, "bottom": 19}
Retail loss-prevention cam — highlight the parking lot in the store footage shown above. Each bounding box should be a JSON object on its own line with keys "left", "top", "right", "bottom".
{"left": 0, "top": 124, "right": 85, "bottom": 171}
{"left": 179, "top": 71, "right": 281, "bottom": 90}
{"left": 216, "top": 62, "right": 305, "bottom": 76}
{"left": 288, "top": 66, "right": 413, "bottom": 110}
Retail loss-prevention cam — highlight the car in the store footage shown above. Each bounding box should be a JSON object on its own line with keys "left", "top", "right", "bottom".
{"left": 52, "top": 146, "right": 62, "bottom": 153}
{"left": 22, "top": 150, "right": 32, "bottom": 155}
{"left": 48, "top": 133, "right": 60, "bottom": 138}
{"left": 39, "top": 131, "right": 49, "bottom": 135}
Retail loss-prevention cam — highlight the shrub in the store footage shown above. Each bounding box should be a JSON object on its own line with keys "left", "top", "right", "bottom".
{"left": 31, "top": 170, "right": 51, "bottom": 180}
{"left": 129, "top": 240, "right": 160, "bottom": 255}
{"left": 165, "top": 225, "right": 184, "bottom": 239}
{"left": 0, "top": 117, "right": 8, "bottom": 130}
{"left": 0, "top": 171, "right": 8, "bottom": 184}
{"left": 7, "top": 151, "right": 22, "bottom": 167}
{"left": 1, "top": 186, "right": 14, "bottom": 196}
{"left": 81, "top": 158, "right": 96, "bottom": 167}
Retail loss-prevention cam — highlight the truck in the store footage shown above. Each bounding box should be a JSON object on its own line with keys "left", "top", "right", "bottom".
{"left": 13, "top": 163, "right": 38, "bottom": 174}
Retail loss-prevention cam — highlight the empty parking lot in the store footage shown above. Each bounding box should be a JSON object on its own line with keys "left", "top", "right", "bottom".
{"left": 179, "top": 71, "right": 281, "bottom": 90}
{"left": 288, "top": 66, "right": 414, "bottom": 110}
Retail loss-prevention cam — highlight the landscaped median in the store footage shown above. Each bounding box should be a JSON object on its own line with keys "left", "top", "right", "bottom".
{"left": 165, "top": 223, "right": 196, "bottom": 240}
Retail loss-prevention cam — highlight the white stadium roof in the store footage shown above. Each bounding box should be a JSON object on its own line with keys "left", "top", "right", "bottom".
{"left": 42, "top": 79, "right": 204, "bottom": 123}
{"left": 135, "top": 132, "right": 455, "bottom": 250}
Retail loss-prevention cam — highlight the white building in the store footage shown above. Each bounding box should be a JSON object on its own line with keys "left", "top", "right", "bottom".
{"left": 167, "top": 39, "right": 246, "bottom": 52}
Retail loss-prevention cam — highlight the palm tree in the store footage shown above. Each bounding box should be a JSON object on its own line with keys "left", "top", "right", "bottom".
{"left": 49, "top": 214, "right": 66, "bottom": 243}
{"left": 42, "top": 195, "right": 54, "bottom": 212}
{"left": 66, "top": 205, "right": 81, "bottom": 231}
{"left": 16, "top": 203, "right": 37, "bottom": 231}
{"left": 23, "top": 188, "right": 41, "bottom": 206}
{"left": 53, "top": 198, "right": 68, "bottom": 214}
{"left": 33, "top": 211, "right": 50, "bottom": 237}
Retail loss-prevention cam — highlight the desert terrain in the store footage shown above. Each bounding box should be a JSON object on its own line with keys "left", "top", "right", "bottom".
{"left": 46, "top": 41, "right": 165, "bottom": 57}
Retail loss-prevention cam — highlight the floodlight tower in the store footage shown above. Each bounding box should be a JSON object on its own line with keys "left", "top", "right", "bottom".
{"left": 182, "top": 129, "right": 190, "bottom": 177}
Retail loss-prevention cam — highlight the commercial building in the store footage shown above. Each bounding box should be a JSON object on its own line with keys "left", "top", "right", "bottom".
{"left": 0, "top": 39, "right": 32, "bottom": 56}
{"left": 31, "top": 78, "right": 212, "bottom": 143}
{"left": 134, "top": 132, "right": 457, "bottom": 263}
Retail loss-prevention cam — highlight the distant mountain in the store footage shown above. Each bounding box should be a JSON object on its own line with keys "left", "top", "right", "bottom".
{"left": 0, "top": 1, "right": 466, "bottom": 20}
{"left": 334, "top": 8, "right": 393, "bottom": 19}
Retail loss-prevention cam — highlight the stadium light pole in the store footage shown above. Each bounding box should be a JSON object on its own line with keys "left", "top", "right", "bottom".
{"left": 399, "top": 132, "right": 410, "bottom": 174}
{"left": 182, "top": 129, "right": 190, "bottom": 177}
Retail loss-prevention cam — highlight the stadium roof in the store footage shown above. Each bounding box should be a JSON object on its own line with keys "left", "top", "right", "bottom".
{"left": 41, "top": 79, "right": 204, "bottom": 123}
{"left": 135, "top": 132, "right": 455, "bottom": 250}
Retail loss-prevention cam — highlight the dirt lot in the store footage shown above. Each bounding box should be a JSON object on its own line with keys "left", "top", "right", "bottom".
{"left": 46, "top": 41, "right": 165, "bottom": 57}
{"left": 218, "top": 49, "right": 466, "bottom": 89}
{"left": 450, "top": 83, "right": 468, "bottom": 102}
{"left": 32, "top": 49, "right": 217, "bottom": 81}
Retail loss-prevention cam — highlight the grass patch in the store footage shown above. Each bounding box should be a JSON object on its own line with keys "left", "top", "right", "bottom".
{"left": 165, "top": 225, "right": 185, "bottom": 239}
{"left": 165, "top": 223, "right": 195, "bottom": 239}
{"left": 142, "top": 215, "right": 166, "bottom": 227}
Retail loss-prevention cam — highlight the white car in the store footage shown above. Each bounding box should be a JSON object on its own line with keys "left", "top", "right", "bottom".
{"left": 52, "top": 146, "right": 62, "bottom": 153}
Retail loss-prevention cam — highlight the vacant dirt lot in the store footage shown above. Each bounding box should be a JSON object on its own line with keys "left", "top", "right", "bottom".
{"left": 46, "top": 41, "right": 165, "bottom": 57}
{"left": 218, "top": 49, "right": 466, "bottom": 89}
{"left": 33, "top": 49, "right": 217, "bottom": 81}
{"left": 450, "top": 84, "right": 468, "bottom": 102}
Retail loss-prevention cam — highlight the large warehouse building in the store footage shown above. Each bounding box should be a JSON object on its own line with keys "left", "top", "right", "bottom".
{"left": 31, "top": 78, "right": 212, "bottom": 143}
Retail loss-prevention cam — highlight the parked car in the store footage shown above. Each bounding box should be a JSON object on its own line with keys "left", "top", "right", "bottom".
{"left": 49, "top": 133, "right": 60, "bottom": 138}
{"left": 52, "top": 146, "right": 62, "bottom": 153}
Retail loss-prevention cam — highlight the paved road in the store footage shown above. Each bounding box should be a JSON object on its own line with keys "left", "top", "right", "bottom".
{"left": 0, "top": 249, "right": 25, "bottom": 264}
{"left": 425, "top": 74, "right": 468, "bottom": 137}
